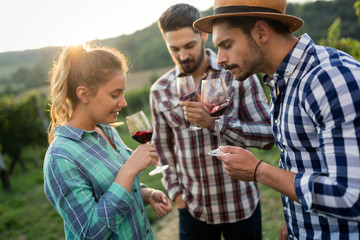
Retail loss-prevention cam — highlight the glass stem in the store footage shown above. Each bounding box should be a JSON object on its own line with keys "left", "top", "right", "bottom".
{"left": 215, "top": 118, "right": 222, "bottom": 148}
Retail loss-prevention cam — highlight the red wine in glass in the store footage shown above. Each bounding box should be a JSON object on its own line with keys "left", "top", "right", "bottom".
{"left": 179, "top": 91, "right": 197, "bottom": 102}
{"left": 176, "top": 76, "right": 201, "bottom": 131}
{"left": 132, "top": 131, "right": 153, "bottom": 144}
{"left": 126, "top": 111, "right": 169, "bottom": 176}
{"left": 201, "top": 78, "right": 230, "bottom": 156}
{"left": 202, "top": 99, "right": 230, "bottom": 118}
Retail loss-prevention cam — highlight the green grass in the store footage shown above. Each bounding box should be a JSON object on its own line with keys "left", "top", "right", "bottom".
{"left": 251, "top": 147, "right": 284, "bottom": 240}
{"left": 0, "top": 126, "right": 283, "bottom": 240}
{"left": 0, "top": 149, "right": 65, "bottom": 240}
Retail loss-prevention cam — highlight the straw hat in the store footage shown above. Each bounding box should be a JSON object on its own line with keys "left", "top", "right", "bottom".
{"left": 193, "top": 0, "right": 304, "bottom": 33}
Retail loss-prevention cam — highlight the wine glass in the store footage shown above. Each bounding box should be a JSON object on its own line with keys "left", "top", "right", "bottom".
{"left": 176, "top": 75, "right": 201, "bottom": 131}
{"left": 126, "top": 111, "right": 169, "bottom": 176}
{"left": 110, "top": 121, "right": 124, "bottom": 127}
{"left": 201, "top": 78, "right": 230, "bottom": 156}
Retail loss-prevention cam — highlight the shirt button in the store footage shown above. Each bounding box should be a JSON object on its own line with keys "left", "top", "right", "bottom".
{"left": 274, "top": 119, "right": 278, "bottom": 124}
{"left": 286, "top": 71, "right": 291, "bottom": 76}
{"left": 134, "top": 189, "right": 137, "bottom": 193}
{"left": 283, "top": 207, "right": 287, "bottom": 210}
{"left": 280, "top": 148, "right": 284, "bottom": 152}
{"left": 289, "top": 234, "right": 293, "bottom": 238}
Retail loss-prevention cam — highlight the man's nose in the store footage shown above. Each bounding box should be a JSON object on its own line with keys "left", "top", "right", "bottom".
{"left": 179, "top": 49, "right": 189, "bottom": 61}
{"left": 216, "top": 49, "right": 227, "bottom": 66}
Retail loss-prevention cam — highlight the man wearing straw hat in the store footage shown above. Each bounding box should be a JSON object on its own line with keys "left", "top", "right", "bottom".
{"left": 150, "top": 3, "right": 275, "bottom": 240}
{"left": 194, "top": 0, "right": 360, "bottom": 239}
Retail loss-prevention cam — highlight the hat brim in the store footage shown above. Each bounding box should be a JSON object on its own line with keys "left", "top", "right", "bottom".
{"left": 193, "top": 12, "right": 304, "bottom": 34}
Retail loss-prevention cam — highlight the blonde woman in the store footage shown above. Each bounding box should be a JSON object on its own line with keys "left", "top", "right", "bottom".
{"left": 44, "top": 45, "right": 172, "bottom": 240}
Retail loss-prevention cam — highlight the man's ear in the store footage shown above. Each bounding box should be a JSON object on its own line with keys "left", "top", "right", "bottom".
{"left": 201, "top": 32, "right": 208, "bottom": 43}
{"left": 253, "top": 20, "right": 270, "bottom": 43}
{"left": 76, "top": 86, "right": 90, "bottom": 103}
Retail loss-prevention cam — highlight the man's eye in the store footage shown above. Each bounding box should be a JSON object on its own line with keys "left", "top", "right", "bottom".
{"left": 185, "top": 44, "right": 195, "bottom": 50}
{"left": 112, "top": 95, "right": 119, "bottom": 99}
{"left": 224, "top": 44, "right": 232, "bottom": 49}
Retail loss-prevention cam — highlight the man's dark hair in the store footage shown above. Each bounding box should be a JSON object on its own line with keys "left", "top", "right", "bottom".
{"left": 158, "top": 3, "right": 201, "bottom": 33}
{"left": 214, "top": 16, "right": 290, "bottom": 36}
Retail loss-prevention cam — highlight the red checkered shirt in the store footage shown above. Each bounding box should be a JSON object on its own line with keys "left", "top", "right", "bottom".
{"left": 150, "top": 49, "right": 274, "bottom": 224}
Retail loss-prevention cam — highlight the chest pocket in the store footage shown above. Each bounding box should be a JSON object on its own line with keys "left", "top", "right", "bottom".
{"left": 158, "top": 98, "right": 184, "bottom": 128}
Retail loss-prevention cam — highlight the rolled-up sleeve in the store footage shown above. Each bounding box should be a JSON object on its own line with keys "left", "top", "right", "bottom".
{"left": 219, "top": 74, "right": 274, "bottom": 148}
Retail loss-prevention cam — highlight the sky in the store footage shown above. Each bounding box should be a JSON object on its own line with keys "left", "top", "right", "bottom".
{"left": 0, "top": 0, "right": 314, "bottom": 53}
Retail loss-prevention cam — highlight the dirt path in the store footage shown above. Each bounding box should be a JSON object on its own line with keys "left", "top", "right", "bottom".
{"left": 153, "top": 208, "right": 179, "bottom": 240}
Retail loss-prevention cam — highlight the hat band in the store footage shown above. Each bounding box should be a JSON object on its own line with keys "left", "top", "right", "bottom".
{"left": 214, "top": 5, "right": 282, "bottom": 15}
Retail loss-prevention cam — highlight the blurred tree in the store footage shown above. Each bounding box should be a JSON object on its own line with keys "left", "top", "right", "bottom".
{"left": 319, "top": 1, "right": 360, "bottom": 60}
{"left": 0, "top": 93, "right": 47, "bottom": 173}
{"left": 355, "top": 0, "right": 360, "bottom": 22}
{"left": 0, "top": 96, "right": 26, "bottom": 173}
{"left": 0, "top": 149, "right": 11, "bottom": 191}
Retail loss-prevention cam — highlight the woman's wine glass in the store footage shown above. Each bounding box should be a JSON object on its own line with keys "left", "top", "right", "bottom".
{"left": 176, "top": 75, "right": 201, "bottom": 131}
{"left": 201, "top": 78, "right": 230, "bottom": 156}
{"left": 126, "top": 111, "right": 169, "bottom": 176}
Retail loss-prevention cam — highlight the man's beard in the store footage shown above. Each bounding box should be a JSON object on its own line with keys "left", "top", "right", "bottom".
{"left": 225, "top": 36, "right": 262, "bottom": 82}
{"left": 178, "top": 43, "right": 205, "bottom": 75}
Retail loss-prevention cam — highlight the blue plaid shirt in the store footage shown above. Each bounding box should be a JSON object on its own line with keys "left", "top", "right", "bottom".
{"left": 43, "top": 124, "right": 154, "bottom": 240}
{"left": 265, "top": 34, "right": 360, "bottom": 239}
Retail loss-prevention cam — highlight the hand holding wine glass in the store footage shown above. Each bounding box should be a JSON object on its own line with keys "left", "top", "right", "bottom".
{"left": 126, "top": 111, "right": 169, "bottom": 176}
{"left": 201, "top": 78, "right": 230, "bottom": 156}
{"left": 176, "top": 75, "right": 201, "bottom": 131}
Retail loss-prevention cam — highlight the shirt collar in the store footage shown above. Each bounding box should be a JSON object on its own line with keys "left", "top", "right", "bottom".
{"left": 264, "top": 33, "right": 313, "bottom": 88}
{"left": 55, "top": 124, "right": 110, "bottom": 141}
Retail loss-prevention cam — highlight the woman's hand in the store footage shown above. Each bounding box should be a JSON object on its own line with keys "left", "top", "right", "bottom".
{"left": 144, "top": 189, "right": 172, "bottom": 218}
{"left": 115, "top": 144, "right": 158, "bottom": 193}
{"left": 125, "top": 143, "right": 158, "bottom": 175}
